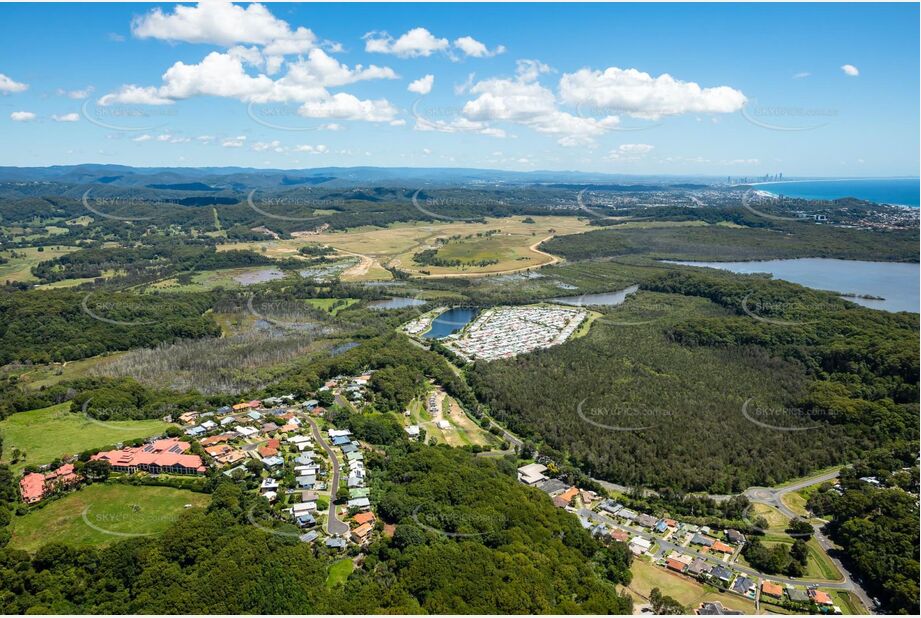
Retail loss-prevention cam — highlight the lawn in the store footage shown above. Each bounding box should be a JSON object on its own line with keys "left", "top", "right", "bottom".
{"left": 625, "top": 560, "right": 756, "bottom": 614}
{"left": 326, "top": 558, "right": 355, "bottom": 588}
{"left": 738, "top": 537, "right": 842, "bottom": 583}
{"left": 8, "top": 484, "right": 210, "bottom": 552}
{"left": 0, "top": 353, "right": 122, "bottom": 390}
{"left": 0, "top": 403, "right": 171, "bottom": 473}
{"left": 0, "top": 246, "right": 78, "bottom": 283}
{"left": 306, "top": 298, "right": 359, "bottom": 315}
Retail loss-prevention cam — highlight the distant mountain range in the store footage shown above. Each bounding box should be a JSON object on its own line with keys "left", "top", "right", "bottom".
{"left": 0, "top": 164, "right": 722, "bottom": 189}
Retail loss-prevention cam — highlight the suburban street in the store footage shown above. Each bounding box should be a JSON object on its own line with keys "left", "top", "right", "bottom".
{"left": 306, "top": 417, "right": 350, "bottom": 537}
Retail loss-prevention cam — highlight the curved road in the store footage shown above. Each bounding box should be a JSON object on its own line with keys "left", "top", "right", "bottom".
{"left": 306, "top": 417, "right": 350, "bottom": 537}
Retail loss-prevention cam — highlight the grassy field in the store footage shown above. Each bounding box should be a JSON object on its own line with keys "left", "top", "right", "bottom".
{"left": 737, "top": 536, "right": 842, "bottom": 582}
{"left": 8, "top": 484, "right": 210, "bottom": 552}
{"left": 625, "top": 559, "right": 757, "bottom": 614}
{"left": 1, "top": 353, "right": 121, "bottom": 390}
{"left": 404, "top": 391, "right": 497, "bottom": 448}
{"left": 306, "top": 298, "right": 359, "bottom": 315}
{"left": 146, "top": 266, "right": 287, "bottom": 292}
{"left": 827, "top": 590, "right": 868, "bottom": 615}
{"left": 0, "top": 403, "right": 171, "bottom": 473}
{"left": 0, "top": 246, "right": 78, "bottom": 283}
{"left": 217, "top": 216, "right": 594, "bottom": 280}
{"left": 326, "top": 558, "right": 355, "bottom": 588}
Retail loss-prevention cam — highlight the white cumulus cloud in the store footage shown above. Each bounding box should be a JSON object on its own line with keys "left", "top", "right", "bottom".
{"left": 10, "top": 111, "right": 36, "bottom": 121}
{"left": 559, "top": 66, "right": 746, "bottom": 120}
{"left": 453, "top": 36, "right": 505, "bottom": 58}
{"left": 52, "top": 113, "right": 80, "bottom": 122}
{"left": 408, "top": 74, "right": 434, "bottom": 95}
{"left": 0, "top": 73, "right": 28, "bottom": 94}
{"left": 131, "top": 0, "right": 316, "bottom": 50}
{"left": 364, "top": 27, "right": 449, "bottom": 58}
{"left": 841, "top": 64, "right": 859, "bottom": 77}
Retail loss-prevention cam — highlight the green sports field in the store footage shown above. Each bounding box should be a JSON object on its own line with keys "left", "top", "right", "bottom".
{"left": 8, "top": 483, "right": 210, "bottom": 552}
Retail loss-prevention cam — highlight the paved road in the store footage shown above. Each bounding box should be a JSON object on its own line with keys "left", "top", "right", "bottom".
{"left": 306, "top": 417, "right": 350, "bottom": 537}
{"left": 743, "top": 469, "right": 875, "bottom": 612}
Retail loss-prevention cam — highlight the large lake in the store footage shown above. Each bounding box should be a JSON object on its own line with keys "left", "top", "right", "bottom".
{"left": 424, "top": 307, "right": 477, "bottom": 339}
{"left": 666, "top": 258, "right": 919, "bottom": 313}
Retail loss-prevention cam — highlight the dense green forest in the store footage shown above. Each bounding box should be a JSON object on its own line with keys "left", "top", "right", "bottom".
{"left": 0, "top": 288, "right": 220, "bottom": 363}
{"left": 0, "top": 445, "right": 632, "bottom": 614}
{"left": 540, "top": 221, "right": 920, "bottom": 262}
{"left": 470, "top": 269, "right": 918, "bottom": 493}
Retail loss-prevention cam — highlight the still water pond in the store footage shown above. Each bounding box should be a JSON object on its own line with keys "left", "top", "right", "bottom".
{"left": 424, "top": 307, "right": 478, "bottom": 339}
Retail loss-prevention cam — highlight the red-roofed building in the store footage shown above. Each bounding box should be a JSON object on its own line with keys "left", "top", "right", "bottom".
{"left": 19, "top": 473, "right": 45, "bottom": 504}
{"left": 19, "top": 464, "right": 81, "bottom": 504}
{"left": 809, "top": 590, "right": 833, "bottom": 606}
{"left": 257, "top": 445, "right": 278, "bottom": 458}
{"left": 666, "top": 558, "right": 687, "bottom": 573}
{"left": 611, "top": 529, "right": 630, "bottom": 543}
{"left": 353, "top": 511, "right": 376, "bottom": 526}
{"left": 91, "top": 438, "right": 205, "bottom": 475}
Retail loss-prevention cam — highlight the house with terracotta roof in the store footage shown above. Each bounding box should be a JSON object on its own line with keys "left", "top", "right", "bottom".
{"left": 91, "top": 438, "right": 205, "bottom": 475}
{"left": 611, "top": 529, "right": 630, "bottom": 543}
{"left": 19, "top": 464, "right": 81, "bottom": 504}
{"left": 553, "top": 486, "right": 579, "bottom": 508}
{"left": 257, "top": 445, "right": 278, "bottom": 458}
{"left": 808, "top": 589, "right": 833, "bottom": 606}
{"left": 711, "top": 540, "right": 734, "bottom": 554}
{"left": 761, "top": 581, "right": 783, "bottom": 598}
{"left": 353, "top": 511, "right": 376, "bottom": 526}
{"left": 351, "top": 522, "right": 373, "bottom": 544}
{"left": 19, "top": 473, "right": 45, "bottom": 504}
{"left": 666, "top": 558, "right": 687, "bottom": 573}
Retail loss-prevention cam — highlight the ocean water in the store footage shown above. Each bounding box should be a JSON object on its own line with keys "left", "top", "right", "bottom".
{"left": 752, "top": 178, "right": 920, "bottom": 207}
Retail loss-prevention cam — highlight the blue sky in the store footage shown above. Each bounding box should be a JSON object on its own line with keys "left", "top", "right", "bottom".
{"left": 0, "top": 1, "right": 918, "bottom": 176}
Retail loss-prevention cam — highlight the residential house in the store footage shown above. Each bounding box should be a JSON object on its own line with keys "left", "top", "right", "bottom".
{"left": 353, "top": 511, "right": 376, "bottom": 526}
{"left": 731, "top": 576, "right": 755, "bottom": 597}
{"left": 611, "top": 529, "right": 629, "bottom": 543}
{"left": 808, "top": 590, "right": 833, "bottom": 606}
{"left": 691, "top": 533, "right": 715, "bottom": 547}
{"left": 325, "top": 537, "right": 347, "bottom": 549}
{"left": 711, "top": 540, "right": 734, "bottom": 554}
{"left": 261, "top": 455, "right": 284, "bottom": 469}
{"left": 260, "top": 478, "right": 279, "bottom": 493}
{"left": 296, "top": 512, "right": 316, "bottom": 528}
{"left": 709, "top": 564, "right": 733, "bottom": 583}
{"left": 257, "top": 445, "right": 278, "bottom": 458}
{"left": 696, "top": 602, "right": 743, "bottom": 615}
{"left": 347, "top": 497, "right": 371, "bottom": 511}
{"left": 725, "top": 529, "right": 745, "bottom": 544}
{"left": 636, "top": 513, "right": 658, "bottom": 528}
{"left": 553, "top": 486, "right": 579, "bottom": 508}
{"left": 351, "top": 522, "right": 373, "bottom": 544}
{"left": 600, "top": 500, "right": 623, "bottom": 515}
{"left": 786, "top": 588, "right": 810, "bottom": 603}
{"left": 19, "top": 463, "right": 80, "bottom": 504}
{"left": 235, "top": 426, "right": 259, "bottom": 438}
{"left": 761, "top": 581, "right": 783, "bottom": 598}
{"left": 405, "top": 425, "right": 420, "bottom": 440}
{"left": 628, "top": 536, "right": 653, "bottom": 556}
{"left": 617, "top": 508, "right": 638, "bottom": 521}
{"left": 666, "top": 558, "right": 687, "bottom": 573}
{"left": 687, "top": 558, "right": 710, "bottom": 576}
{"left": 299, "top": 530, "right": 320, "bottom": 544}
